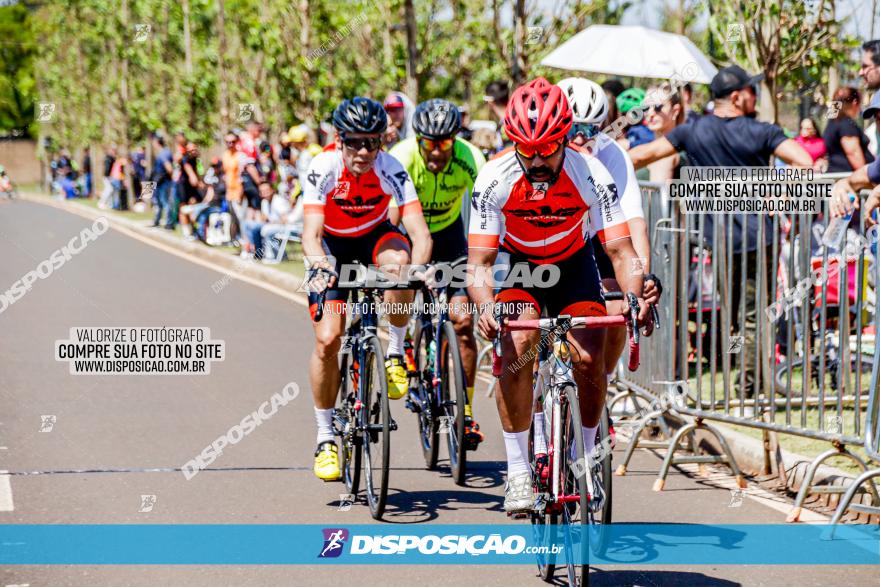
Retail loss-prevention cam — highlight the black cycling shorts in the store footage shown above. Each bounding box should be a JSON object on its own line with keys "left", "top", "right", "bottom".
{"left": 308, "top": 221, "right": 410, "bottom": 318}
{"left": 430, "top": 216, "right": 468, "bottom": 300}
{"left": 496, "top": 240, "right": 606, "bottom": 318}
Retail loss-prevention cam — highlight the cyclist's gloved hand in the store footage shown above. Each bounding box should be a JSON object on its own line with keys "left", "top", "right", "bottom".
{"left": 643, "top": 273, "right": 662, "bottom": 306}
{"left": 306, "top": 263, "right": 337, "bottom": 294}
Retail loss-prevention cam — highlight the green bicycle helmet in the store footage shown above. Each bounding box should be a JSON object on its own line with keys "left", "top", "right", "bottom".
{"left": 616, "top": 88, "right": 646, "bottom": 114}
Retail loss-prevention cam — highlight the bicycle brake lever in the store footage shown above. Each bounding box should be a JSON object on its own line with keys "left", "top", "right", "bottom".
{"left": 626, "top": 292, "right": 640, "bottom": 345}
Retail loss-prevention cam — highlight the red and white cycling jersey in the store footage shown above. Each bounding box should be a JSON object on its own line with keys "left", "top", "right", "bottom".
{"left": 303, "top": 150, "right": 422, "bottom": 237}
{"left": 468, "top": 148, "right": 630, "bottom": 264}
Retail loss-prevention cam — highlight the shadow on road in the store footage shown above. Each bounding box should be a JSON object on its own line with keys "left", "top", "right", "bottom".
{"left": 433, "top": 459, "right": 505, "bottom": 490}
{"left": 380, "top": 486, "right": 505, "bottom": 523}
{"left": 588, "top": 569, "right": 740, "bottom": 586}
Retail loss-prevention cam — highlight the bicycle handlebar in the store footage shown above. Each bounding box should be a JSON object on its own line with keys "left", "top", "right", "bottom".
{"left": 490, "top": 291, "right": 642, "bottom": 374}
{"left": 504, "top": 315, "right": 626, "bottom": 331}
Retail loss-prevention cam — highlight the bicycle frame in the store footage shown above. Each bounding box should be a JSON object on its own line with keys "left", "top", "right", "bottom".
{"left": 533, "top": 328, "right": 597, "bottom": 512}
{"left": 336, "top": 289, "right": 384, "bottom": 445}
{"left": 409, "top": 285, "right": 452, "bottom": 415}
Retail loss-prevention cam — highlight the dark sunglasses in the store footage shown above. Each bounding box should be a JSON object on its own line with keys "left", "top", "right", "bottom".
{"left": 567, "top": 123, "right": 600, "bottom": 141}
{"left": 342, "top": 136, "right": 382, "bottom": 152}
{"left": 418, "top": 136, "right": 455, "bottom": 152}
{"left": 515, "top": 140, "right": 563, "bottom": 159}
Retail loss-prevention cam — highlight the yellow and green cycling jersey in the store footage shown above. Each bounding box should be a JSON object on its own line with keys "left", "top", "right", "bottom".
{"left": 389, "top": 136, "right": 486, "bottom": 233}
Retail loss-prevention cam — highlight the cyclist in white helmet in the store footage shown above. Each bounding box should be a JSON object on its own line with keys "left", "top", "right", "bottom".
{"left": 557, "top": 77, "right": 660, "bottom": 383}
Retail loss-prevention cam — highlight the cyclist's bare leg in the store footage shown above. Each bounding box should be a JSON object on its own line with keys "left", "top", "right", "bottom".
{"left": 449, "top": 293, "right": 477, "bottom": 385}
{"left": 309, "top": 310, "right": 346, "bottom": 410}
{"left": 602, "top": 277, "right": 627, "bottom": 376}
{"left": 567, "top": 328, "right": 608, "bottom": 429}
{"left": 375, "top": 241, "right": 413, "bottom": 328}
{"left": 495, "top": 304, "right": 541, "bottom": 432}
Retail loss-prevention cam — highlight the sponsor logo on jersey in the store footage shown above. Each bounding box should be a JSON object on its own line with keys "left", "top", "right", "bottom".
{"left": 331, "top": 180, "right": 351, "bottom": 200}
{"left": 335, "top": 194, "right": 385, "bottom": 217}
{"left": 508, "top": 205, "right": 581, "bottom": 228}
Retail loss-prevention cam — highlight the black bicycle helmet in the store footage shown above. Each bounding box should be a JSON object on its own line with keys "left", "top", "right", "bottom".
{"left": 331, "top": 97, "right": 387, "bottom": 135}
{"left": 412, "top": 99, "right": 461, "bottom": 139}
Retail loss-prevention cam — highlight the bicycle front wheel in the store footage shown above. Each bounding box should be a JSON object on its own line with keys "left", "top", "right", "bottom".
{"left": 413, "top": 320, "right": 439, "bottom": 470}
{"left": 336, "top": 352, "right": 361, "bottom": 496}
{"left": 560, "top": 384, "right": 589, "bottom": 586}
{"left": 361, "top": 335, "right": 391, "bottom": 520}
{"left": 440, "top": 320, "right": 467, "bottom": 486}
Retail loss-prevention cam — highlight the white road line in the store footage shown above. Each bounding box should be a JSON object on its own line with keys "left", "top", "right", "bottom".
{"left": 0, "top": 470, "right": 14, "bottom": 511}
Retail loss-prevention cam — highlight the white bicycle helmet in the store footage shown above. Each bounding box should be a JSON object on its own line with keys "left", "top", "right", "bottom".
{"left": 557, "top": 77, "right": 609, "bottom": 125}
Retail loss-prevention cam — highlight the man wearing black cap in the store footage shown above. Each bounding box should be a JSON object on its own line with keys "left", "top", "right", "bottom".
{"left": 629, "top": 65, "right": 812, "bottom": 404}
{"left": 830, "top": 91, "right": 880, "bottom": 220}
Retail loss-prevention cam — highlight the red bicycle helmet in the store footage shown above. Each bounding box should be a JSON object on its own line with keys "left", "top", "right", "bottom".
{"left": 503, "top": 77, "right": 572, "bottom": 147}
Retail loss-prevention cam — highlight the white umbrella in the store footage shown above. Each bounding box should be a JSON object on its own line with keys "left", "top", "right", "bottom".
{"left": 541, "top": 25, "right": 718, "bottom": 84}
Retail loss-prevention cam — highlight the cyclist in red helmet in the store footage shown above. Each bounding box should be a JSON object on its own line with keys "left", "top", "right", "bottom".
{"left": 467, "top": 77, "right": 648, "bottom": 513}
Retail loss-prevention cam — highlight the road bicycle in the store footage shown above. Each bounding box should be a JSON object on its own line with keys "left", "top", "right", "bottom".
{"left": 405, "top": 257, "right": 471, "bottom": 485}
{"left": 492, "top": 293, "right": 642, "bottom": 585}
{"left": 312, "top": 266, "right": 419, "bottom": 520}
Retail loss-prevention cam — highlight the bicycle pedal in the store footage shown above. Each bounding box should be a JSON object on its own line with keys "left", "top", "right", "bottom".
{"left": 389, "top": 418, "right": 398, "bottom": 432}
{"left": 405, "top": 397, "right": 419, "bottom": 413}
{"left": 533, "top": 493, "right": 548, "bottom": 514}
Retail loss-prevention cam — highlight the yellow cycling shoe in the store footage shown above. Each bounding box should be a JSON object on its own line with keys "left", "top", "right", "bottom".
{"left": 385, "top": 355, "right": 409, "bottom": 400}
{"left": 314, "top": 441, "right": 342, "bottom": 481}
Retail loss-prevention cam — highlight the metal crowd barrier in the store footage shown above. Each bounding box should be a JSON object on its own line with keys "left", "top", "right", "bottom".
{"left": 610, "top": 177, "right": 880, "bottom": 521}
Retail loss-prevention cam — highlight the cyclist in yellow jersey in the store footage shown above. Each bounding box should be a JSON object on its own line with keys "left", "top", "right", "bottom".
{"left": 389, "top": 99, "right": 487, "bottom": 449}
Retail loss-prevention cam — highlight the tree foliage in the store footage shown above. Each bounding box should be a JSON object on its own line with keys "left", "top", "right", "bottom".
{"left": 707, "top": 0, "right": 858, "bottom": 122}
{"left": 0, "top": 0, "right": 858, "bottom": 147}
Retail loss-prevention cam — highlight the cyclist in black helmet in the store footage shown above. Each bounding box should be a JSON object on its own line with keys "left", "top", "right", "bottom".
{"left": 389, "top": 98, "right": 487, "bottom": 449}
{"left": 302, "top": 96, "right": 432, "bottom": 481}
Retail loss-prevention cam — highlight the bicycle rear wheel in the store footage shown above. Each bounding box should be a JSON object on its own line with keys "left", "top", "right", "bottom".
{"left": 774, "top": 353, "right": 874, "bottom": 397}
{"left": 441, "top": 320, "right": 468, "bottom": 485}
{"left": 336, "top": 352, "right": 361, "bottom": 496}
{"left": 361, "top": 335, "right": 391, "bottom": 520}
{"left": 588, "top": 407, "right": 613, "bottom": 558}
{"left": 560, "top": 384, "right": 589, "bottom": 586}
{"left": 413, "top": 320, "right": 440, "bottom": 470}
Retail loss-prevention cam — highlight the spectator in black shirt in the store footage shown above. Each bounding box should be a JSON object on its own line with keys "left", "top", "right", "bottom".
{"left": 823, "top": 86, "right": 874, "bottom": 173}
{"left": 630, "top": 65, "right": 812, "bottom": 404}
{"left": 82, "top": 147, "right": 92, "bottom": 197}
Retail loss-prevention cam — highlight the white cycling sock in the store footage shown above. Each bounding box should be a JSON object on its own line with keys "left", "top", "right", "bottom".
{"left": 315, "top": 407, "right": 335, "bottom": 445}
{"left": 532, "top": 412, "right": 548, "bottom": 455}
{"left": 583, "top": 424, "right": 599, "bottom": 457}
{"left": 387, "top": 324, "right": 406, "bottom": 357}
{"left": 504, "top": 430, "right": 532, "bottom": 478}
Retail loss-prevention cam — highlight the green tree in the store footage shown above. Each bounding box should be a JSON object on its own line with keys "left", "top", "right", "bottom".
{"left": 0, "top": 2, "right": 37, "bottom": 135}
{"left": 707, "top": 0, "right": 857, "bottom": 122}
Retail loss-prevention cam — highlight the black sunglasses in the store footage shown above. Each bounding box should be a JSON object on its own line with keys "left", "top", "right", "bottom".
{"left": 342, "top": 136, "right": 382, "bottom": 152}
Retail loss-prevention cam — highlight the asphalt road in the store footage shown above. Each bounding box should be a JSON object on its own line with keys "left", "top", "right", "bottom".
{"left": 0, "top": 199, "right": 877, "bottom": 586}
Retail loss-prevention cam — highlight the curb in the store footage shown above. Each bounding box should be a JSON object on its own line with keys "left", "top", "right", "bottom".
{"left": 698, "top": 423, "right": 878, "bottom": 521}
{"left": 20, "top": 193, "right": 307, "bottom": 299}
